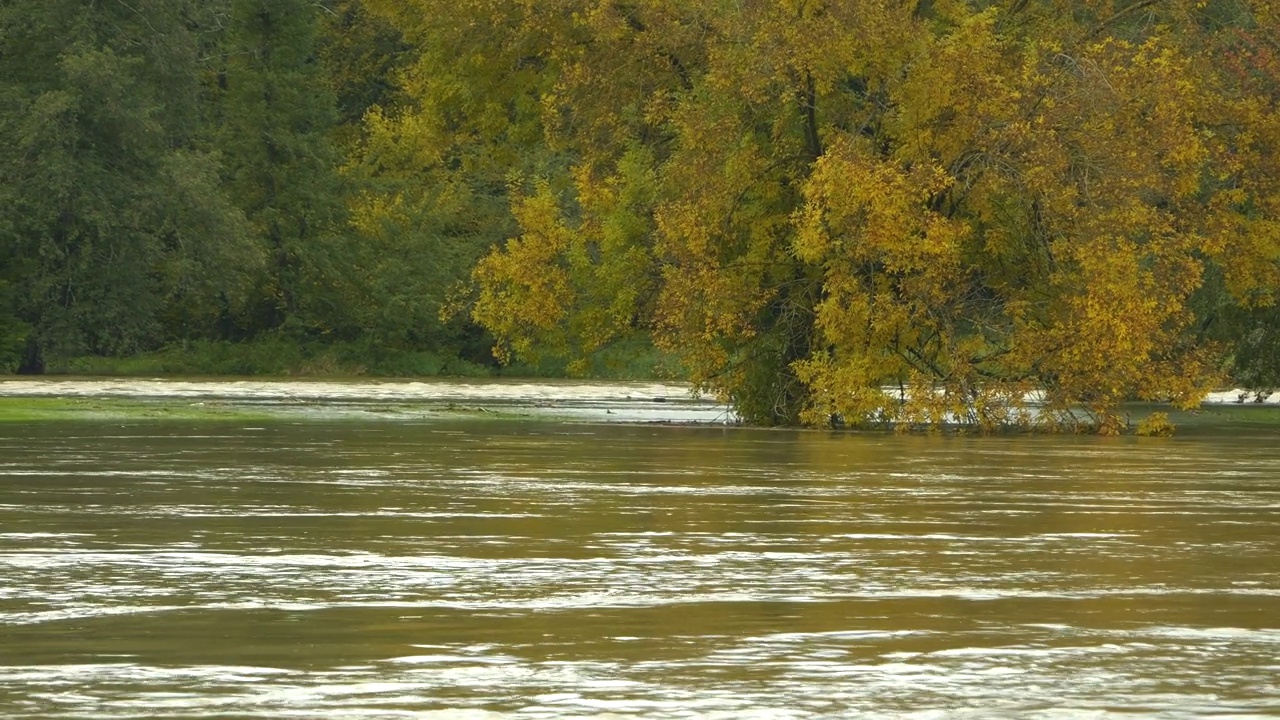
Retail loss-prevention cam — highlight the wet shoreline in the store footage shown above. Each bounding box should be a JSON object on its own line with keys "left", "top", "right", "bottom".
{"left": 0, "top": 378, "right": 732, "bottom": 425}
{"left": 1, "top": 378, "right": 1276, "bottom": 431}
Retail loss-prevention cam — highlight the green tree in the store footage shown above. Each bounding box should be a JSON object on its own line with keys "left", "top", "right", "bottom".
{"left": 217, "top": 0, "right": 354, "bottom": 338}
{"left": 340, "top": 0, "right": 574, "bottom": 356}
{"left": 317, "top": 0, "right": 409, "bottom": 133}
{"left": 0, "top": 0, "right": 255, "bottom": 371}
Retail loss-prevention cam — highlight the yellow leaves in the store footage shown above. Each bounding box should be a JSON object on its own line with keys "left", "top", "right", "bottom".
{"left": 790, "top": 140, "right": 986, "bottom": 427}
{"left": 471, "top": 183, "right": 575, "bottom": 363}
{"left": 1060, "top": 236, "right": 1158, "bottom": 365}
{"left": 471, "top": 147, "right": 662, "bottom": 369}
{"left": 793, "top": 352, "right": 900, "bottom": 428}
{"left": 887, "top": 6, "right": 1016, "bottom": 167}
{"left": 369, "top": 0, "right": 1278, "bottom": 430}
{"left": 796, "top": 144, "right": 967, "bottom": 324}
{"left": 1008, "top": 224, "right": 1217, "bottom": 425}
{"left": 780, "top": 0, "right": 1241, "bottom": 430}
{"left": 349, "top": 107, "right": 448, "bottom": 180}
{"left": 796, "top": 140, "right": 962, "bottom": 272}
{"left": 1136, "top": 411, "right": 1176, "bottom": 437}
{"left": 1208, "top": 216, "right": 1280, "bottom": 306}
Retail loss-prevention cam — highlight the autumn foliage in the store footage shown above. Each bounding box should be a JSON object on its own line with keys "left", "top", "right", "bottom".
{"left": 355, "top": 0, "right": 1280, "bottom": 431}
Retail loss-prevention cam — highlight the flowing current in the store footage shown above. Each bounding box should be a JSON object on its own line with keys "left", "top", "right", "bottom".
{"left": 1, "top": 381, "right": 1278, "bottom": 718}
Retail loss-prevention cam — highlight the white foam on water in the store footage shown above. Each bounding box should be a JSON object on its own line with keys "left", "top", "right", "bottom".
{"left": 0, "top": 378, "right": 696, "bottom": 402}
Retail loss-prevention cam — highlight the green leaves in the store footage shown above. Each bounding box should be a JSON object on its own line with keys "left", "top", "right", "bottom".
{"left": 0, "top": 0, "right": 257, "bottom": 365}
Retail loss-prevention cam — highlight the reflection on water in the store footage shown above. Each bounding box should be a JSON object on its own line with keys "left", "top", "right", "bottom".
{"left": 1, "top": 416, "right": 1278, "bottom": 718}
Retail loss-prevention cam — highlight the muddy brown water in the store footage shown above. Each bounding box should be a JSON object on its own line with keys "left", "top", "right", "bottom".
{"left": 1, "top": 384, "right": 1278, "bottom": 718}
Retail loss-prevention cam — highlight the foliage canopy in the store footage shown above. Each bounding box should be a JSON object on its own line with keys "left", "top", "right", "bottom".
{"left": 367, "top": 0, "right": 1280, "bottom": 430}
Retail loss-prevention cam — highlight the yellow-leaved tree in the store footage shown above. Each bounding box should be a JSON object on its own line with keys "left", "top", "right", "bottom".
{"left": 364, "top": 0, "right": 1280, "bottom": 431}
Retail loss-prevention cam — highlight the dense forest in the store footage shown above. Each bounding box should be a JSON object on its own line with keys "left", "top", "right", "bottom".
{"left": 1, "top": 0, "right": 1279, "bottom": 430}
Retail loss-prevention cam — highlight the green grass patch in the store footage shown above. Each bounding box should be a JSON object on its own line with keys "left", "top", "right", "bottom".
{"left": 0, "top": 397, "right": 570, "bottom": 424}
{"left": 1119, "top": 401, "right": 1280, "bottom": 435}
{"left": 1174, "top": 405, "right": 1280, "bottom": 428}
{"left": 0, "top": 396, "right": 278, "bottom": 423}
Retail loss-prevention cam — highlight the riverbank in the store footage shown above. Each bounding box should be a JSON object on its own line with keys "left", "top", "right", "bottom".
{"left": 3, "top": 378, "right": 1279, "bottom": 434}
{"left": 0, "top": 378, "right": 731, "bottom": 425}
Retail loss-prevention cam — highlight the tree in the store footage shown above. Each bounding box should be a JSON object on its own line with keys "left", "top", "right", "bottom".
{"left": 317, "top": 0, "right": 410, "bottom": 133}
{"left": 0, "top": 0, "right": 256, "bottom": 370}
{"left": 1196, "top": 2, "right": 1280, "bottom": 390}
{"left": 450, "top": 0, "right": 1280, "bottom": 430}
{"left": 340, "top": 0, "right": 578, "bottom": 355}
{"left": 217, "top": 0, "right": 353, "bottom": 339}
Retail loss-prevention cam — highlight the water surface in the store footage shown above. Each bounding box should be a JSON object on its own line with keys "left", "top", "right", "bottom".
{"left": 1, "top": 389, "right": 1278, "bottom": 718}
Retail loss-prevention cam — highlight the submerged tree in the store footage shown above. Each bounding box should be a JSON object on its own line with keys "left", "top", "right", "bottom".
{"left": 379, "top": 0, "right": 1279, "bottom": 431}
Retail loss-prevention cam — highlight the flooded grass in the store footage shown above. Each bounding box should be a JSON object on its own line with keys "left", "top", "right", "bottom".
{"left": 0, "top": 396, "right": 558, "bottom": 424}
{"left": 1151, "top": 403, "right": 1280, "bottom": 432}
{"left": 0, "top": 396, "right": 277, "bottom": 423}
{"left": 0, "top": 378, "right": 730, "bottom": 425}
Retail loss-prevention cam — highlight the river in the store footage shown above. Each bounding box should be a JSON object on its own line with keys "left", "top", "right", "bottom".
{"left": 1, "top": 380, "right": 1278, "bottom": 718}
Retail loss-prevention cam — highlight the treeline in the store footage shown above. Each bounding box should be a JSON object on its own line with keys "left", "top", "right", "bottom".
{"left": 0, "top": 0, "right": 500, "bottom": 376}
{"left": 2, "top": 0, "right": 1279, "bottom": 430}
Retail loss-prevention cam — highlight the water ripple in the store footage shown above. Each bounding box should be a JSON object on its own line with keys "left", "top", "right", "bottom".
{"left": 1, "top": 418, "right": 1278, "bottom": 718}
